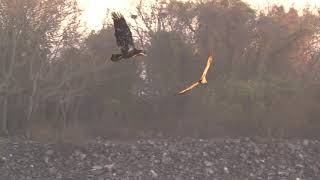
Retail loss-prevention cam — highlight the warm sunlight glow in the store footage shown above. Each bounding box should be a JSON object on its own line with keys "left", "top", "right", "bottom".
{"left": 244, "top": 0, "right": 320, "bottom": 12}
{"left": 77, "top": 0, "right": 320, "bottom": 30}
{"left": 77, "top": 0, "right": 139, "bottom": 29}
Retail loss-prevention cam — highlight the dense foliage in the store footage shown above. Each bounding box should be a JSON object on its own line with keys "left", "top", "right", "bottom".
{"left": 0, "top": 0, "right": 319, "bottom": 139}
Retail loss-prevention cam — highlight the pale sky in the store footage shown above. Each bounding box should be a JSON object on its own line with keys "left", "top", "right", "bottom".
{"left": 77, "top": 0, "right": 320, "bottom": 30}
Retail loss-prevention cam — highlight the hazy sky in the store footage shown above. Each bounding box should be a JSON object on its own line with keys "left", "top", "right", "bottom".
{"left": 77, "top": 0, "right": 320, "bottom": 29}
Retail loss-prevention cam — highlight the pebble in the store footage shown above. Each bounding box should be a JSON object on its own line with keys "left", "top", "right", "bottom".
{"left": 92, "top": 165, "right": 103, "bottom": 170}
{"left": 150, "top": 169, "right": 158, "bottom": 178}
{"left": 46, "top": 150, "right": 54, "bottom": 156}
{"left": 204, "top": 161, "right": 213, "bottom": 167}
{"left": 224, "top": 167, "right": 229, "bottom": 174}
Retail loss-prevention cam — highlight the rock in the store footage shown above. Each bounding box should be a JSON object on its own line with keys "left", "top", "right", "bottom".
{"left": 79, "top": 153, "right": 87, "bottom": 160}
{"left": 288, "top": 143, "right": 297, "bottom": 151}
{"left": 233, "top": 139, "right": 241, "bottom": 143}
{"left": 91, "top": 169, "right": 104, "bottom": 176}
{"left": 162, "top": 153, "right": 172, "bottom": 164}
{"left": 45, "top": 149, "right": 54, "bottom": 156}
{"left": 240, "top": 153, "right": 247, "bottom": 159}
{"left": 49, "top": 167, "right": 58, "bottom": 174}
{"left": 104, "top": 163, "right": 114, "bottom": 171}
{"left": 150, "top": 169, "right": 158, "bottom": 178}
{"left": 206, "top": 168, "right": 214, "bottom": 174}
{"left": 204, "top": 161, "right": 213, "bottom": 167}
{"left": 254, "top": 147, "right": 261, "bottom": 155}
{"left": 174, "top": 176, "right": 184, "bottom": 180}
{"left": 298, "top": 153, "right": 304, "bottom": 160}
{"left": 74, "top": 149, "right": 82, "bottom": 157}
{"left": 44, "top": 156, "right": 49, "bottom": 164}
{"left": 92, "top": 165, "right": 103, "bottom": 170}
{"left": 224, "top": 167, "right": 229, "bottom": 174}
{"left": 137, "top": 164, "right": 143, "bottom": 168}
{"left": 202, "top": 152, "right": 208, "bottom": 157}
{"left": 56, "top": 172, "right": 62, "bottom": 179}
{"left": 278, "top": 171, "right": 289, "bottom": 176}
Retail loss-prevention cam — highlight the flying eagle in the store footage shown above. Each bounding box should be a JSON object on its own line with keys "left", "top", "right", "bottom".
{"left": 110, "top": 12, "right": 146, "bottom": 62}
{"left": 176, "top": 53, "right": 214, "bottom": 95}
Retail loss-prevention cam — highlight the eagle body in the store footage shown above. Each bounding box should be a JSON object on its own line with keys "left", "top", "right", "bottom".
{"left": 111, "top": 12, "right": 146, "bottom": 62}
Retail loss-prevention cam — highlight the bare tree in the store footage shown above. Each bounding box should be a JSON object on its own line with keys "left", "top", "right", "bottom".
{"left": 0, "top": 0, "right": 82, "bottom": 136}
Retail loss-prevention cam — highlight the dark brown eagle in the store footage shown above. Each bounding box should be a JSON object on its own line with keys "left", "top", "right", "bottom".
{"left": 176, "top": 53, "right": 214, "bottom": 95}
{"left": 110, "top": 12, "right": 146, "bottom": 62}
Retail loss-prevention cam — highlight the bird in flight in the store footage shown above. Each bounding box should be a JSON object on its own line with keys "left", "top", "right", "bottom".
{"left": 176, "top": 53, "right": 214, "bottom": 95}
{"left": 110, "top": 12, "right": 146, "bottom": 62}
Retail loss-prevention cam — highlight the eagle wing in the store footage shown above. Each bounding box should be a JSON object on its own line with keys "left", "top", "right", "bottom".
{"left": 199, "top": 54, "right": 213, "bottom": 83}
{"left": 112, "top": 12, "right": 135, "bottom": 54}
{"left": 176, "top": 81, "right": 201, "bottom": 95}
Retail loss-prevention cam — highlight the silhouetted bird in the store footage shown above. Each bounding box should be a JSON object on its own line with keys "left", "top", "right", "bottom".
{"left": 110, "top": 12, "right": 146, "bottom": 62}
{"left": 176, "top": 53, "right": 214, "bottom": 95}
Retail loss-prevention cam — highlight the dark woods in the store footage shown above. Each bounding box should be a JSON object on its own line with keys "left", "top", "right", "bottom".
{"left": 0, "top": 0, "right": 320, "bottom": 140}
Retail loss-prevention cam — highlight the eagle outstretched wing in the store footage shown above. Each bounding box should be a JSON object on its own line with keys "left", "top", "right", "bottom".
{"left": 112, "top": 12, "right": 135, "bottom": 54}
{"left": 176, "top": 81, "right": 201, "bottom": 95}
{"left": 199, "top": 54, "right": 213, "bottom": 83}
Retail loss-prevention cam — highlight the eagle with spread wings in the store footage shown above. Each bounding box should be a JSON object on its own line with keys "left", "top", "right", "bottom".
{"left": 110, "top": 12, "right": 146, "bottom": 62}
{"left": 176, "top": 53, "right": 214, "bottom": 95}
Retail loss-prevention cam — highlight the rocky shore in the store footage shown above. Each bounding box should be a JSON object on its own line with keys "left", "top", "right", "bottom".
{"left": 0, "top": 137, "right": 319, "bottom": 180}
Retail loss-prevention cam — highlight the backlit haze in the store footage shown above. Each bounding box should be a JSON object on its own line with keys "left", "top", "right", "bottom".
{"left": 77, "top": 0, "right": 320, "bottom": 30}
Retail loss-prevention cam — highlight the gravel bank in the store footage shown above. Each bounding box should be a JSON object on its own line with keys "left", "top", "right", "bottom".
{"left": 0, "top": 137, "right": 319, "bottom": 180}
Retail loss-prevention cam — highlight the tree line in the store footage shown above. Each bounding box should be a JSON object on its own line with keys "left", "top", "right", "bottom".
{"left": 0, "top": 0, "right": 319, "bottom": 140}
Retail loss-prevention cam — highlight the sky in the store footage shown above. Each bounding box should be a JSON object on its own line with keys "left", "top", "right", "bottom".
{"left": 77, "top": 0, "right": 320, "bottom": 30}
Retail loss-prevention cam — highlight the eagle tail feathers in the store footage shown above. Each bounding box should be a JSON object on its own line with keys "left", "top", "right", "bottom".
{"left": 111, "top": 54, "right": 123, "bottom": 62}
